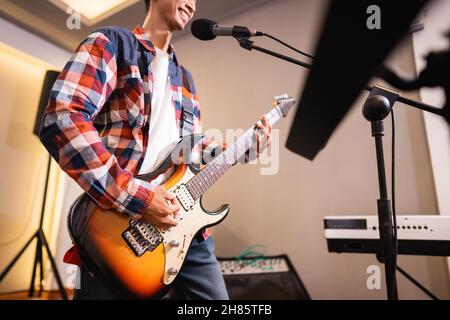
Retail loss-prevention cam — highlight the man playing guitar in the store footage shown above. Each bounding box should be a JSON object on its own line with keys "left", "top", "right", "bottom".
{"left": 39, "top": 0, "right": 271, "bottom": 299}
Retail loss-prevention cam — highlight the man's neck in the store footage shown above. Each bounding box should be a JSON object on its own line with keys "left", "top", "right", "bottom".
{"left": 141, "top": 13, "right": 173, "bottom": 52}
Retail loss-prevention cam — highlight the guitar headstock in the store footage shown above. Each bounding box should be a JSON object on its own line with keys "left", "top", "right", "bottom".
{"left": 273, "top": 94, "right": 296, "bottom": 117}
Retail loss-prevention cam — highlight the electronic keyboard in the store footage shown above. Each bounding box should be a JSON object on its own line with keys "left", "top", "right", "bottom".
{"left": 324, "top": 215, "right": 450, "bottom": 256}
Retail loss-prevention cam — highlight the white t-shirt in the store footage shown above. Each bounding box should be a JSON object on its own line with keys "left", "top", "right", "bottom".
{"left": 139, "top": 48, "right": 179, "bottom": 175}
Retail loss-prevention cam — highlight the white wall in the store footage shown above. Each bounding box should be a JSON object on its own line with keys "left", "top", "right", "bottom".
{"left": 173, "top": 0, "right": 450, "bottom": 299}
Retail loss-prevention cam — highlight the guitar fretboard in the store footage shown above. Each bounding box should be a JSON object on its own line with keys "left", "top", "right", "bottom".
{"left": 186, "top": 128, "right": 254, "bottom": 200}
{"left": 185, "top": 96, "right": 294, "bottom": 200}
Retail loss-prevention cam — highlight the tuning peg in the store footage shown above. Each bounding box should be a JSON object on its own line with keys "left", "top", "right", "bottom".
{"left": 273, "top": 93, "right": 289, "bottom": 101}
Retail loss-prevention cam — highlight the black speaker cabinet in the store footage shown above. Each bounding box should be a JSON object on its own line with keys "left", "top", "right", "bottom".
{"left": 33, "top": 70, "right": 60, "bottom": 136}
{"left": 218, "top": 254, "right": 310, "bottom": 300}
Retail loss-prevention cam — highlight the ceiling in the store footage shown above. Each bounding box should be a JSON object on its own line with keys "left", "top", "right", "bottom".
{"left": 0, "top": 0, "right": 271, "bottom": 51}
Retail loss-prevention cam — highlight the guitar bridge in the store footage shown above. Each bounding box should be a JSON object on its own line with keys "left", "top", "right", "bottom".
{"left": 122, "top": 220, "right": 163, "bottom": 257}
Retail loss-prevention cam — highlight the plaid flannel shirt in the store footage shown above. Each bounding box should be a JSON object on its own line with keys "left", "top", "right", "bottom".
{"left": 40, "top": 26, "right": 202, "bottom": 217}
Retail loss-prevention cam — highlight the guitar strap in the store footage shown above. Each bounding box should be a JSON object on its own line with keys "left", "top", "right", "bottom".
{"left": 179, "top": 66, "right": 195, "bottom": 138}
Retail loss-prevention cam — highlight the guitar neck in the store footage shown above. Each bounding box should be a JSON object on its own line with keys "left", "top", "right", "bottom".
{"left": 186, "top": 98, "right": 293, "bottom": 200}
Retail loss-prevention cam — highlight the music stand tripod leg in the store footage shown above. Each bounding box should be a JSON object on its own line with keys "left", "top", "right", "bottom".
{"left": 39, "top": 230, "right": 68, "bottom": 300}
{"left": 0, "top": 232, "right": 37, "bottom": 283}
{"left": 0, "top": 155, "right": 68, "bottom": 300}
{"left": 28, "top": 231, "right": 40, "bottom": 298}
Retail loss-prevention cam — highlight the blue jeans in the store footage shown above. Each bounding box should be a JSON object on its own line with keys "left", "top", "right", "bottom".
{"left": 73, "top": 236, "right": 229, "bottom": 300}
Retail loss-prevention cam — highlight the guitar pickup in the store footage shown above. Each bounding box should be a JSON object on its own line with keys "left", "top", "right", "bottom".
{"left": 174, "top": 184, "right": 195, "bottom": 211}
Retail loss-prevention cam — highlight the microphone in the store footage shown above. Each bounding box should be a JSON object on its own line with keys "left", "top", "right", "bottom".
{"left": 191, "top": 19, "right": 264, "bottom": 41}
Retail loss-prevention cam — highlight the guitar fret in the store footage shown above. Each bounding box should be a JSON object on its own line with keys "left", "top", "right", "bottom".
{"left": 208, "top": 165, "right": 216, "bottom": 185}
{"left": 219, "top": 163, "right": 227, "bottom": 175}
{"left": 210, "top": 164, "right": 219, "bottom": 181}
{"left": 202, "top": 169, "right": 211, "bottom": 189}
{"left": 191, "top": 177, "right": 201, "bottom": 199}
{"left": 224, "top": 150, "right": 230, "bottom": 165}
{"left": 217, "top": 160, "right": 224, "bottom": 173}
{"left": 193, "top": 179, "right": 201, "bottom": 198}
{"left": 187, "top": 180, "right": 197, "bottom": 199}
{"left": 197, "top": 173, "right": 204, "bottom": 191}
{"left": 202, "top": 171, "right": 210, "bottom": 190}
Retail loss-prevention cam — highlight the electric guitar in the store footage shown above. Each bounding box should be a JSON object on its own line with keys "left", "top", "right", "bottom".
{"left": 68, "top": 94, "right": 295, "bottom": 299}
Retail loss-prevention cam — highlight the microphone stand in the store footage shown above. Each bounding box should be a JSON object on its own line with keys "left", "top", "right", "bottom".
{"left": 236, "top": 37, "right": 445, "bottom": 119}
{"left": 235, "top": 36, "right": 446, "bottom": 300}
{"left": 237, "top": 38, "right": 313, "bottom": 69}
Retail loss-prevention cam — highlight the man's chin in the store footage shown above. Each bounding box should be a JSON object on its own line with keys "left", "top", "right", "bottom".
{"left": 176, "top": 21, "right": 187, "bottom": 31}
{"left": 169, "top": 22, "right": 184, "bottom": 32}
{"left": 174, "top": 17, "right": 190, "bottom": 31}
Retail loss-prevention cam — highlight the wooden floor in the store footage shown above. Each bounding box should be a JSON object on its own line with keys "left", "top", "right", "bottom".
{"left": 0, "top": 289, "right": 73, "bottom": 300}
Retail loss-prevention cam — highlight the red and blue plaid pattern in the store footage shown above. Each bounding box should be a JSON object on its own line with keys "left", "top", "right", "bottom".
{"left": 40, "top": 26, "right": 202, "bottom": 217}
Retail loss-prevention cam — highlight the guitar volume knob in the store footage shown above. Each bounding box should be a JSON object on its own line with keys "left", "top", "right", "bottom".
{"left": 168, "top": 267, "right": 178, "bottom": 275}
{"left": 169, "top": 240, "right": 180, "bottom": 247}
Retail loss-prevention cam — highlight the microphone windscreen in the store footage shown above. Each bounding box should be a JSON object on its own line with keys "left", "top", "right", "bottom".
{"left": 191, "top": 19, "right": 217, "bottom": 41}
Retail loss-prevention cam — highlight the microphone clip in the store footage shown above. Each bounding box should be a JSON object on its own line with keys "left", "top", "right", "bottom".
{"left": 232, "top": 26, "right": 264, "bottom": 39}
{"left": 236, "top": 37, "right": 254, "bottom": 51}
